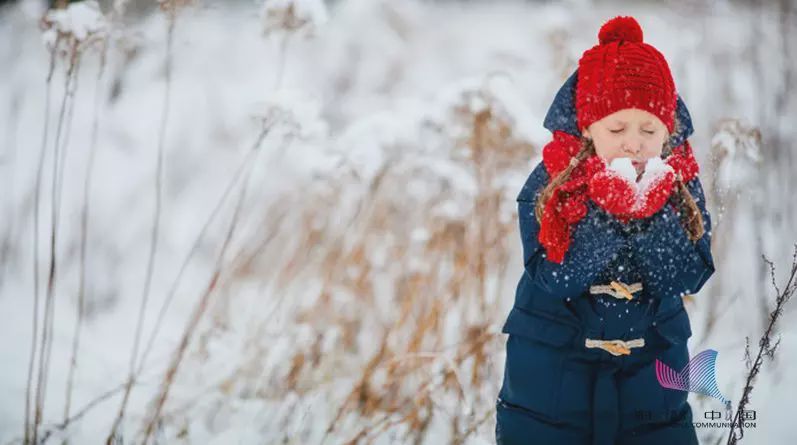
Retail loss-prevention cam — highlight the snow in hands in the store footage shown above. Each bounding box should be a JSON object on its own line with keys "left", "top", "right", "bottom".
{"left": 606, "top": 156, "right": 675, "bottom": 213}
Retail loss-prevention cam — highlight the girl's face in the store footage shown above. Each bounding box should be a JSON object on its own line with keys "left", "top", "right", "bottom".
{"left": 582, "top": 108, "right": 669, "bottom": 175}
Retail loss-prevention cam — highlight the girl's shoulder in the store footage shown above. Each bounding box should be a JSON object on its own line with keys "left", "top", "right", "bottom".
{"left": 516, "top": 160, "right": 550, "bottom": 203}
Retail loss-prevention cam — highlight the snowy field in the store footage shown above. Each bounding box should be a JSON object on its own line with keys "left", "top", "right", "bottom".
{"left": 0, "top": 0, "right": 796, "bottom": 443}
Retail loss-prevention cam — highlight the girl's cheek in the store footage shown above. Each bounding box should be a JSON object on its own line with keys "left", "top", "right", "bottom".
{"left": 644, "top": 144, "right": 663, "bottom": 158}
{"left": 595, "top": 138, "right": 630, "bottom": 162}
{"left": 609, "top": 147, "right": 626, "bottom": 161}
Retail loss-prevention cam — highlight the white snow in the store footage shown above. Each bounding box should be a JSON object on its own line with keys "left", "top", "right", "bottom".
{"left": 606, "top": 156, "right": 675, "bottom": 212}
{"left": 41, "top": 0, "right": 108, "bottom": 51}
{"left": 0, "top": 0, "right": 795, "bottom": 444}
{"left": 636, "top": 156, "right": 674, "bottom": 192}
{"left": 608, "top": 156, "right": 638, "bottom": 184}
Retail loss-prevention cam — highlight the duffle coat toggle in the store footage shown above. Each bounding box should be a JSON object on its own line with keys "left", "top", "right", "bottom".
{"left": 584, "top": 280, "right": 646, "bottom": 356}
{"left": 584, "top": 337, "right": 645, "bottom": 356}
{"left": 589, "top": 280, "right": 643, "bottom": 301}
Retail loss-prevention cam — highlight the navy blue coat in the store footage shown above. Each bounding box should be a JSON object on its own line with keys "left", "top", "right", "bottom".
{"left": 496, "top": 70, "right": 716, "bottom": 445}
{"left": 502, "top": 69, "right": 714, "bottom": 340}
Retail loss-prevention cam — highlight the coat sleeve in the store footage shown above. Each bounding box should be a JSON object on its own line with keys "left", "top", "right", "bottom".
{"left": 517, "top": 162, "right": 627, "bottom": 301}
{"left": 625, "top": 176, "right": 716, "bottom": 299}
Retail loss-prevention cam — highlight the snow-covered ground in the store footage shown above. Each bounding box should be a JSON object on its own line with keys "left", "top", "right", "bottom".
{"left": 0, "top": 0, "right": 795, "bottom": 443}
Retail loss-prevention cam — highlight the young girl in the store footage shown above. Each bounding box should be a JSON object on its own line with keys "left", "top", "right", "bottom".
{"left": 495, "top": 16, "right": 715, "bottom": 445}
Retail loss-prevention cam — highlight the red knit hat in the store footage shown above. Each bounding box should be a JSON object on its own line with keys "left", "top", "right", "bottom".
{"left": 576, "top": 16, "right": 677, "bottom": 134}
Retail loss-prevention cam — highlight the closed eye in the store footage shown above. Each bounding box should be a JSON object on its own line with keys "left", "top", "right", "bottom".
{"left": 642, "top": 130, "right": 655, "bottom": 135}
{"left": 609, "top": 129, "right": 624, "bottom": 134}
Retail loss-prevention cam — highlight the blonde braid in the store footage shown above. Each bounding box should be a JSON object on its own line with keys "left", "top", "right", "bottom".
{"left": 671, "top": 172, "right": 705, "bottom": 242}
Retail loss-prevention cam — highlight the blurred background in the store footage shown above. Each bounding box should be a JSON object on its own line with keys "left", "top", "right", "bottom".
{"left": 0, "top": 0, "right": 795, "bottom": 443}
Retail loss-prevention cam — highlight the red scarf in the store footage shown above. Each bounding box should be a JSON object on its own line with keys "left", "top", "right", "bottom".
{"left": 537, "top": 130, "right": 700, "bottom": 264}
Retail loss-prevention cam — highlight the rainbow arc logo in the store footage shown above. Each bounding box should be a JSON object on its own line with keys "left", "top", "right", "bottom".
{"left": 655, "top": 349, "right": 732, "bottom": 414}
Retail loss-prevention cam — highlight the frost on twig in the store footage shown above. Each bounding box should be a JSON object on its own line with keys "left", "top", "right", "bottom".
{"left": 158, "top": 0, "right": 194, "bottom": 16}
{"left": 40, "top": 0, "right": 108, "bottom": 57}
{"left": 726, "top": 245, "right": 797, "bottom": 445}
{"left": 423, "top": 72, "right": 537, "bottom": 169}
{"left": 711, "top": 119, "right": 762, "bottom": 192}
{"left": 709, "top": 119, "right": 762, "bottom": 233}
{"left": 260, "top": 0, "right": 329, "bottom": 37}
{"left": 255, "top": 89, "right": 329, "bottom": 142}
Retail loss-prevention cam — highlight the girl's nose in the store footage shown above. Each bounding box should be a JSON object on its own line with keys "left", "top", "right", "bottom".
{"left": 622, "top": 139, "right": 642, "bottom": 154}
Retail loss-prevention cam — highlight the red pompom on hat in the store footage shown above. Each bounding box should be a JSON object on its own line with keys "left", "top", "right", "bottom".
{"left": 598, "top": 16, "right": 643, "bottom": 44}
{"left": 576, "top": 16, "right": 677, "bottom": 133}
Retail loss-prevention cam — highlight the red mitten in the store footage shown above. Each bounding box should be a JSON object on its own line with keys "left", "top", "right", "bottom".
{"left": 588, "top": 157, "right": 677, "bottom": 220}
{"left": 587, "top": 157, "right": 636, "bottom": 216}
{"left": 630, "top": 166, "right": 676, "bottom": 219}
{"left": 666, "top": 141, "right": 699, "bottom": 183}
